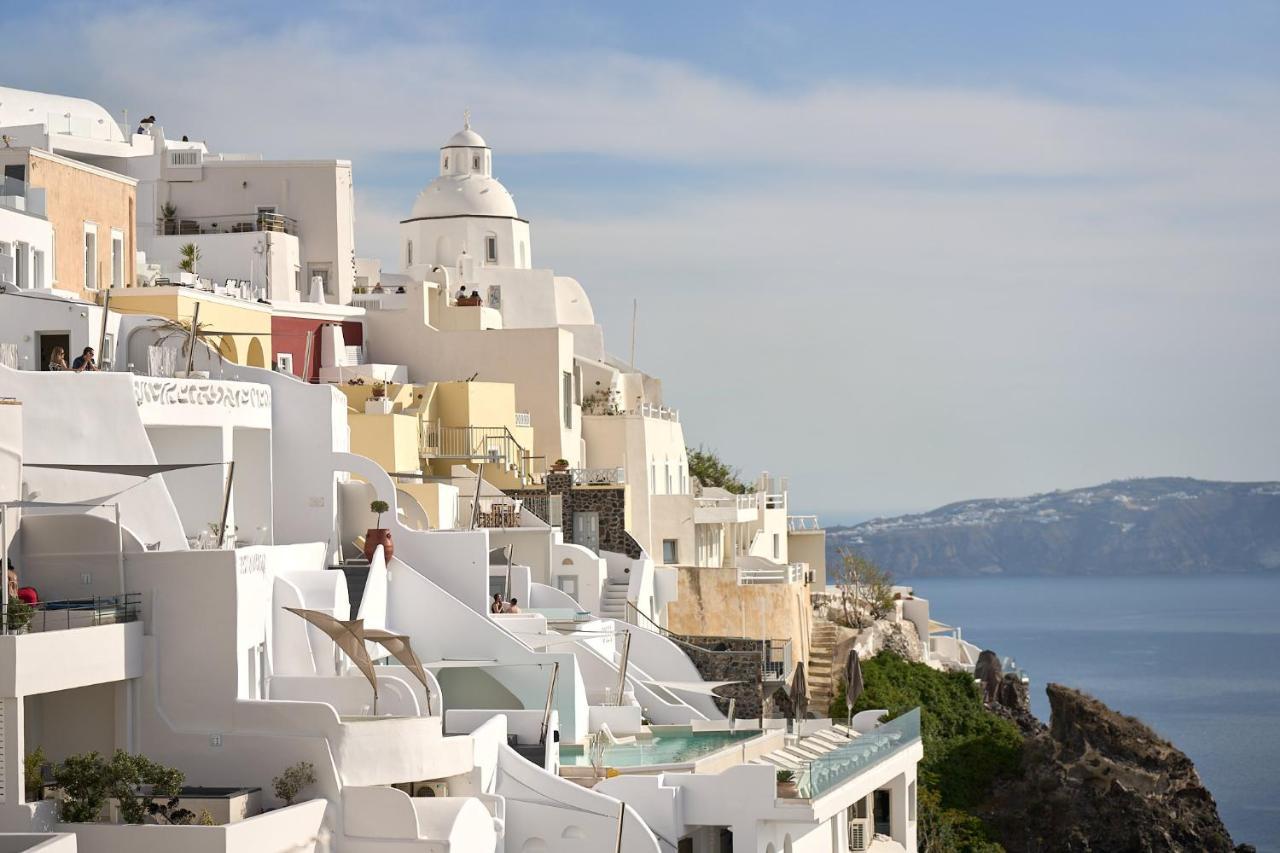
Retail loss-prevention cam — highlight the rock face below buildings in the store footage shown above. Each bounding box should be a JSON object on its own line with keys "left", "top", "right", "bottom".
{"left": 984, "top": 683, "right": 1253, "bottom": 853}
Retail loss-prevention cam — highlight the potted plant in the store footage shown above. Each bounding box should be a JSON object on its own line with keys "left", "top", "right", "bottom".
{"left": 178, "top": 242, "right": 201, "bottom": 275}
{"left": 551, "top": 458, "right": 570, "bottom": 472}
{"left": 272, "top": 761, "right": 316, "bottom": 807}
{"left": 364, "top": 382, "right": 394, "bottom": 414}
{"left": 364, "top": 500, "right": 393, "bottom": 561}
{"left": 7, "top": 599, "right": 35, "bottom": 633}
{"left": 776, "top": 769, "right": 798, "bottom": 798}
{"left": 160, "top": 202, "right": 178, "bottom": 236}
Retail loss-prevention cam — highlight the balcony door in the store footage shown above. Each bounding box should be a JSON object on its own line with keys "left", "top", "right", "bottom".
{"left": 573, "top": 511, "right": 599, "bottom": 553}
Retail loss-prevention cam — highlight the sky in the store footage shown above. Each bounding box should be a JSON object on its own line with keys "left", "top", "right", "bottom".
{"left": 5, "top": 1, "right": 1279, "bottom": 522}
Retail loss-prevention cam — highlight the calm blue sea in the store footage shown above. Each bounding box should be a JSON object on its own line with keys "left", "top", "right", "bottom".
{"left": 915, "top": 575, "right": 1280, "bottom": 853}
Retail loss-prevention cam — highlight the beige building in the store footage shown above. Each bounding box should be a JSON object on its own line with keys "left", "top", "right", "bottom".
{"left": 0, "top": 147, "right": 135, "bottom": 300}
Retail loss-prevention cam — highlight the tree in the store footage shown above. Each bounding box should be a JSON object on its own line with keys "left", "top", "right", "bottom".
{"left": 51, "top": 750, "right": 188, "bottom": 824}
{"left": 686, "top": 445, "right": 749, "bottom": 494}
{"left": 831, "top": 548, "right": 896, "bottom": 628}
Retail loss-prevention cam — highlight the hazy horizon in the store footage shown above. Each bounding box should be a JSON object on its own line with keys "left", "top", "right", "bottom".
{"left": 7, "top": 1, "right": 1278, "bottom": 516}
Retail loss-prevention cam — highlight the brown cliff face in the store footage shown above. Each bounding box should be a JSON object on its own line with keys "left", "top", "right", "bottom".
{"left": 984, "top": 684, "right": 1251, "bottom": 853}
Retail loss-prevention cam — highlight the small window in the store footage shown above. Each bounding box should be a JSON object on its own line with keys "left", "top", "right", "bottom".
{"left": 473, "top": 155, "right": 481, "bottom": 170}
{"left": 406, "top": 240, "right": 414, "bottom": 266}
{"left": 443, "top": 155, "right": 449, "bottom": 170}
{"left": 111, "top": 228, "right": 124, "bottom": 288}
{"left": 562, "top": 371, "right": 573, "bottom": 427}
{"left": 773, "top": 533, "right": 781, "bottom": 560}
{"left": 662, "top": 539, "right": 679, "bottom": 564}
{"left": 485, "top": 235, "right": 497, "bottom": 263}
{"left": 555, "top": 575, "right": 579, "bottom": 602}
{"left": 83, "top": 222, "right": 98, "bottom": 290}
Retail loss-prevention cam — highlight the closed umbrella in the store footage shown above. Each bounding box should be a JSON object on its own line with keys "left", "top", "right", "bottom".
{"left": 789, "top": 660, "right": 809, "bottom": 722}
{"left": 843, "top": 649, "right": 864, "bottom": 726}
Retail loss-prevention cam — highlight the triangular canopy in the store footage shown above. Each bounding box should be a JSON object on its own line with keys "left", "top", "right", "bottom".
{"left": 362, "top": 627, "right": 434, "bottom": 715}
{"left": 23, "top": 462, "right": 225, "bottom": 476}
{"left": 285, "top": 607, "right": 379, "bottom": 711}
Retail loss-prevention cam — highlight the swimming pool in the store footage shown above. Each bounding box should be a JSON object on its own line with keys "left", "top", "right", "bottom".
{"left": 559, "top": 727, "right": 759, "bottom": 768}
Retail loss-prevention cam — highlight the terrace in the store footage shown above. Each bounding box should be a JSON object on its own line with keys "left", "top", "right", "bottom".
{"left": 154, "top": 211, "right": 297, "bottom": 237}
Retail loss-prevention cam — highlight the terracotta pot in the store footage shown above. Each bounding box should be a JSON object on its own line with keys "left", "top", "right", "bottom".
{"left": 364, "top": 528, "right": 394, "bottom": 562}
{"left": 776, "top": 781, "right": 798, "bottom": 798}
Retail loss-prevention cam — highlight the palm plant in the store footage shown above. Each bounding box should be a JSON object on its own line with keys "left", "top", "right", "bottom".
{"left": 178, "top": 242, "right": 201, "bottom": 274}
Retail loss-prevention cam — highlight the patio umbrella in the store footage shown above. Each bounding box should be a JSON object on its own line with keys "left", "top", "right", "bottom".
{"left": 285, "top": 608, "right": 379, "bottom": 714}
{"left": 789, "top": 660, "right": 809, "bottom": 721}
{"left": 843, "top": 649, "right": 864, "bottom": 726}
{"left": 362, "top": 627, "right": 434, "bottom": 715}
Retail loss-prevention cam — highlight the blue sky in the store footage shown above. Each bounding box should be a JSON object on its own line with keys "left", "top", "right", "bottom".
{"left": 5, "top": 2, "right": 1279, "bottom": 520}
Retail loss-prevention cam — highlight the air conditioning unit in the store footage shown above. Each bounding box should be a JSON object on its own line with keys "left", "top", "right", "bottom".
{"left": 410, "top": 780, "right": 448, "bottom": 798}
{"left": 847, "top": 817, "right": 872, "bottom": 852}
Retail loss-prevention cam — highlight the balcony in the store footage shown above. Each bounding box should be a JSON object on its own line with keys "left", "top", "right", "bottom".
{"left": 569, "top": 466, "right": 625, "bottom": 486}
{"left": 694, "top": 492, "right": 760, "bottom": 524}
{"left": 420, "top": 423, "right": 544, "bottom": 486}
{"left": 0, "top": 176, "right": 47, "bottom": 217}
{"left": 793, "top": 709, "right": 922, "bottom": 799}
{"left": 154, "top": 211, "right": 297, "bottom": 236}
{"left": 737, "top": 561, "right": 806, "bottom": 586}
{"left": 787, "top": 515, "right": 822, "bottom": 532}
{"left": 0, "top": 596, "right": 144, "bottom": 696}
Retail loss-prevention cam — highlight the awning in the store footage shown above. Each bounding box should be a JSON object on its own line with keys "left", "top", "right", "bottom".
{"left": 23, "top": 462, "right": 225, "bottom": 476}
{"left": 641, "top": 680, "right": 749, "bottom": 697}
{"left": 928, "top": 620, "right": 955, "bottom": 634}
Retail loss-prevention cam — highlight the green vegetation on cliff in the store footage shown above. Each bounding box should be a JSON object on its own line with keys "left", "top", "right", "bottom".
{"left": 830, "top": 652, "right": 1021, "bottom": 852}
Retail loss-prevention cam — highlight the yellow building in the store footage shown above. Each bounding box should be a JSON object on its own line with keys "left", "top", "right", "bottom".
{"left": 107, "top": 287, "right": 272, "bottom": 368}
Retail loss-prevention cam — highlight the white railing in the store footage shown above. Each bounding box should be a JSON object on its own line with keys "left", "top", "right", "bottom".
{"left": 738, "top": 562, "right": 805, "bottom": 585}
{"left": 629, "top": 402, "right": 679, "bottom": 422}
{"left": 570, "top": 466, "right": 625, "bottom": 486}
{"left": 514, "top": 411, "right": 532, "bottom": 428}
{"left": 787, "top": 515, "right": 821, "bottom": 531}
{"left": 695, "top": 492, "right": 761, "bottom": 511}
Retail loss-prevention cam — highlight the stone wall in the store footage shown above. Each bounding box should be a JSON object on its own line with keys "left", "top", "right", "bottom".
{"left": 509, "top": 472, "right": 642, "bottom": 558}
{"left": 665, "top": 565, "right": 812, "bottom": 667}
{"left": 669, "top": 634, "right": 768, "bottom": 719}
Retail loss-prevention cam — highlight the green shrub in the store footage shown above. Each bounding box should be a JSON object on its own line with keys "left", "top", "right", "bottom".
{"left": 24, "top": 745, "right": 46, "bottom": 801}
{"left": 51, "top": 750, "right": 187, "bottom": 824}
{"left": 273, "top": 761, "right": 317, "bottom": 806}
{"left": 829, "top": 651, "right": 1021, "bottom": 850}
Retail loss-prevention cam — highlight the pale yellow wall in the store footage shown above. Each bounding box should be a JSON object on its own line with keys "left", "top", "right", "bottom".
{"left": 348, "top": 413, "right": 420, "bottom": 474}
{"left": 338, "top": 382, "right": 420, "bottom": 414}
{"left": 0, "top": 148, "right": 136, "bottom": 300}
{"left": 788, "top": 530, "right": 827, "bottom": 588}
{"left": 396, "top": 482, "right": 458, "bottom": 530}
{"left": 109, "top": 289, "right": 271, "bottom": 367}
{"left": 665, "top": 566, "right": 812, "bottom": 666}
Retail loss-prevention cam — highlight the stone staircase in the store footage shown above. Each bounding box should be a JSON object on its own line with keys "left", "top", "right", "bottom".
{"left": 807, "top": 620, "right": 840, "bottom": 712}
{"left": 599, "top": 579, "right": 630, "bottom": 620}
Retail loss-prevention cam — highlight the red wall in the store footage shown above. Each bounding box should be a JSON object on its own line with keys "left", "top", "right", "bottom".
{"left": 270, "top": 316, "right": 363, "bottom": 382}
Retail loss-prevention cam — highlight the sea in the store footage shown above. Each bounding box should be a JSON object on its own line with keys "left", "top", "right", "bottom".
{"left": 913, "top": 575, "right": 1280, "bottom": 852}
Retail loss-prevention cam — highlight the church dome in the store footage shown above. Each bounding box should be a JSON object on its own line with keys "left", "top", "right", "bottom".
{"left": 442, "top": 127, "right": 488, "bottom": 149}
{"left": 409, "top": 173, "right": 518, "bottom": 218}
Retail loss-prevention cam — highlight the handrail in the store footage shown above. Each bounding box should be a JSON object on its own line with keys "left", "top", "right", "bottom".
{"left": 6, "top": 593, "right": 142, "bottom": 635}
{"left": 623, "top": 601, "right": 760, "bottom": 660}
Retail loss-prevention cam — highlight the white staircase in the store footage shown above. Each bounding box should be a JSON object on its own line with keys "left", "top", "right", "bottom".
{"left": 600, "top": 580, "right": 630, "bottom": 620}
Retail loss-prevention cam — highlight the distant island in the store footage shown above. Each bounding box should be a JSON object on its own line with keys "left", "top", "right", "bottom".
{"left": 828, "top": 477, "right": 1280, "bottom": 577}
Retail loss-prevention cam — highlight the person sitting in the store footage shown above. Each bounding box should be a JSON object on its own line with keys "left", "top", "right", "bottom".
{"left": 72, "top": 347, "right": 97, "bottom": 372}
{"left": 395, "top": 286, "right": 406, "bottom": 294}
{"left": 504, "top": 597, "right": 521, "bottom": 614}
{"left": 490, "top": 593, "right": 505, "bottom": 614}
{"left": 7, "top": 568, "right": 38, "bottom": 605}
{"left": 371, "top": 282, "right": 384, "bottom": 293}
{"left": 469, "top": 289, "right": 482, "bottom": 305}
{"left": 455, "top": 285, "right": 468, "bottom": 303}
{"left": 47, "top": 346, "right": 69, "bottom": 372}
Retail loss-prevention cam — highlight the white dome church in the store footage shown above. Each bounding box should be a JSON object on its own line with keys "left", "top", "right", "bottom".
{"left": 401, "top": 115, "right": 532, "bottom": 273}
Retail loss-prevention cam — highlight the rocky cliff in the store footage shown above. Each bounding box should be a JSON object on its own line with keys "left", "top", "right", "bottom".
{"left": 983, "top": 682, "right": 1253, "bottom": 853}
{"left": 829, "top": 478, "right": 1280, "bottom": 577}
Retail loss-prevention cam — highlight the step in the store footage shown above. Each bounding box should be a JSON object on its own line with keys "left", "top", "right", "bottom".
{"left": 329, "top": 564, "right": 369, "bottom": 616}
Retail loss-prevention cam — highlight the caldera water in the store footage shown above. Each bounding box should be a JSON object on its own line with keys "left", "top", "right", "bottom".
{"left": 915, "top": 574, "right": 1280, "bottom": 852}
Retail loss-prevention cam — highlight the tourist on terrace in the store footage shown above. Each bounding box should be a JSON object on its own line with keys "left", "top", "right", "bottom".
{"left": 47, "top": 346, "right": 68, "bottom": 371}
{"left": 72, "top": 347, "right": 97, "bottom": 372}
{"left": 455, "top": 285, "right": 468, "bottom": 303}
{"left": 505, "top": 598, "right": 521, "bottom": 614}
{"left": 7, "top": 569, "right": 38, "bottom": 605}
{"left": 490, "top": 593, "right": 505, "bottom": 614}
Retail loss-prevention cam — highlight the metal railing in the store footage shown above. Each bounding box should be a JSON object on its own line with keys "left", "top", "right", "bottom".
{"left": 569, "top": 467, "right": 625, "bottom": 486}
{"left": 787, "top": 515, "right": 821, "bottom": 531}
{"left": 795, "top": 709, "right": 921, "bottom": 799}
{"left": 154, "top": 212, "right": 297, "bottom": 236}
{"left": 631, "top": 402, "right": 679, "bottom": 422}
{"left": 5, "top": 593, "right": 141, "bottom": 635}
{"left": 738, "top": 562, "right": 806, "bottom": 585}
{"left": 419, "top": 423, "right": 543, "bottom": 485}
{"left": 514, "top": 411, "right": 532, "bottom": 428}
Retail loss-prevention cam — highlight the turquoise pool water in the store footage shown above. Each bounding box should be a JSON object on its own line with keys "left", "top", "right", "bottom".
{"left": 560, "top": 728, "right": 758, "bottom": 767}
